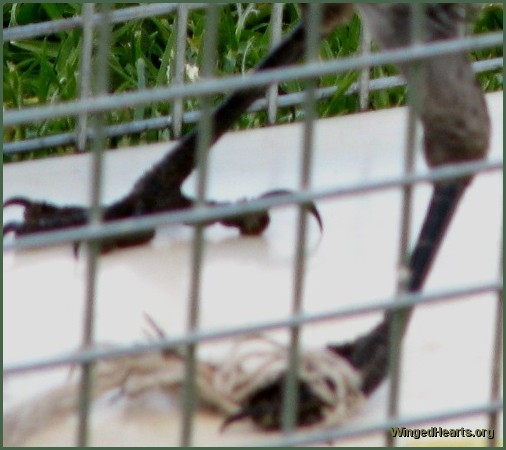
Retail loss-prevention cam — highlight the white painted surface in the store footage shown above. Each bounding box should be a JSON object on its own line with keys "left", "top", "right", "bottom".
{"left": 3, "top": 93, "right": 502, "bottom": 446}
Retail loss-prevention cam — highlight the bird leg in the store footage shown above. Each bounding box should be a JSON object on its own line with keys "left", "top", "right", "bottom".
{"left": 222, "top": 4, "right": 491, "bottom": 430}
{"left": 3, "top": 5, "right": 351, "bottom": 251}
{"left": 4, "top": 3, "right": 492, "bottom": 433}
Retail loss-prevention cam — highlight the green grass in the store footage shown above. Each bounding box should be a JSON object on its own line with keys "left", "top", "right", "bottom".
{"left": 3, "top": 3, "right": 503, "bottom": 162}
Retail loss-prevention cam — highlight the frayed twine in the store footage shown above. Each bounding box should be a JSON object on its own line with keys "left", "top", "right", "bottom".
{"left": 4, "top": 316, "right": 364, "bottom": 446}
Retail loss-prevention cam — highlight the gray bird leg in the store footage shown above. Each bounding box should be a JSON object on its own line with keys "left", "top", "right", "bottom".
{"left": 227, "top": 5, "right": 491, "bottom": 428}
{"left": 330, "top": 3, "right": 490, "bottom": 395}
{"left": 4, "top": 5, "right": 353, "bottom": 249}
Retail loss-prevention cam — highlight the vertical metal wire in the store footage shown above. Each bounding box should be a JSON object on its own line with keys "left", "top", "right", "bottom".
{"left": 180, "top": 5, "right": 219, "bottom": 446}
{"left": 281, "top": 2, "right": 320, "bottom": 433}
{"left": 2, "top": 4, "right": 503, "bottom": 446}
{"left": 76, "top": 4, "right": 95, "bottom": 152}
{"left": 358, "top": 21, "right": 371, "bottom": 111}
{"left": 134, "top": 58, "right": 146, "bottom": 121}
{"left": 267, "top": 3, "right": 284, "bottom": 124}
{"left": 488, "top": 229, "right": 503, "bottom": 447}
{"left": 386, "top": 4, "right": 425, "bottom": 447}
{"left": 172, "top": 4, "right": 189, "bottom": 138}
{"left": 76, "top": 3, "right": 111, "bottom": 446}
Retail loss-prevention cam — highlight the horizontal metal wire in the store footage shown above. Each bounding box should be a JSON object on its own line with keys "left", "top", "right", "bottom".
{"left": 256, "top": 400, "right": 503, "bottom": 447}
{"left": 3, "top": 158, "right": 502, "bottom": 252}
{"left": 4, "top": 31, "right": 502, "bottom": 127}
{"left": 4, "top": 278, "right": 501, "bottom": 375}
{"left": 4, "top": 57, "right": 502, "bottom": 155}
{"left": 2, "top": 3, "right": 209, "bottom": 41}
{"left": 4, "top": 5, "right": 502, "bottom": 445}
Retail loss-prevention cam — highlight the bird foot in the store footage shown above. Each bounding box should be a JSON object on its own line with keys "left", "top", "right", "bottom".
{"left": 3, "top": 196, "right": 88, "bottom": 237}
{"left": 3, "top": 190, "right": 323, "bottom": 253}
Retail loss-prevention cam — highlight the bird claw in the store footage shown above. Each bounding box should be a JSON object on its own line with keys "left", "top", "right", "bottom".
{"left": 3, "top": 195, "right": 156, "bottom": 254}
{"left": 260, "top": 189, "right": 324, "bottom": 233}
{"left": 3, "top": 196, "right": 36, "bottom": 209}
{"left": 3, "top": 221, "right": 24, "bottom": 237}
{"left": 3, "top": 190, "right": 324, "bottom": 252}
{"left": 218, "top": 189, "right": 323, "bottom": 237}
{"left": 221, "top": 375, "right": 329, "bottom": 431}
{"left": 3, "top": 196, "right": 87, "bottom": 238}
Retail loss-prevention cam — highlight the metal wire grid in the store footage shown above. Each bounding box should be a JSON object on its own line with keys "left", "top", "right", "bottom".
{"left": 2, "top": 56, "right": 502, "bottom": 155}
{"left": 2, "top": 3, "right": 503, "bottom": 447}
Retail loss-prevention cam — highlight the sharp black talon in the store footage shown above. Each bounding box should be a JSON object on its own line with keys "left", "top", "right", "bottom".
{"left": 260, "top": 189, "right": 324, "bottom": 233}
{"left": 220, "top": 409, "right": 255, "bottom": 432}
{"left": 3, "top": 222, "right": 22, "bottom": 237}
{"left": 305, "top": 202, "right": 323, "bottom": 233}
{"left": 3, "top": 197, "right": 33, "bottom": 209}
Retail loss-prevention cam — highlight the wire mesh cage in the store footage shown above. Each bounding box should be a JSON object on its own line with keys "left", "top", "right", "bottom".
{"left": 3, "top": 3, "right": 503, "bottom": 447}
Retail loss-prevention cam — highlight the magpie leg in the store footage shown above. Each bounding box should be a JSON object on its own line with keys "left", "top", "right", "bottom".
{"left": 4, "top": 6, "right": 344, "bottom": 251}
{"left": 224, "top": 5, "right": 491, "bottom": 430}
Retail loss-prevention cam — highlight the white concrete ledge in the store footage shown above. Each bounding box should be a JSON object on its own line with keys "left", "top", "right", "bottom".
{"left": 3, "top": 92, "right": 502, "bottom": 446}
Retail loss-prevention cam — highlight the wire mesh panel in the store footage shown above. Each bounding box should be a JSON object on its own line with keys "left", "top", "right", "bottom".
{"left": 3, "top": 3, "right": 503, "bottom": 447}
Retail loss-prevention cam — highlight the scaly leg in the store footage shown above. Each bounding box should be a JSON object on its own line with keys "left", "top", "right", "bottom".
{"left": 4, "top": 5, "right": 351, "bottom": 251}
{"left": 223, "top": 4, "right": 491, "bottom": 430}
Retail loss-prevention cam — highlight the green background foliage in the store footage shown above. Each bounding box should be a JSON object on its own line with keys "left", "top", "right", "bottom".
{"left": 3, "top": 3, "right": 503, "bottom": 161}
